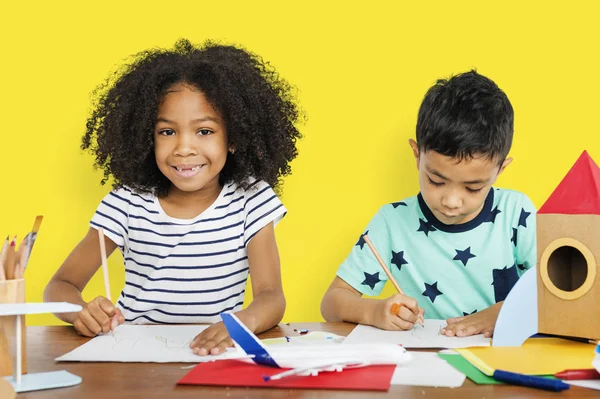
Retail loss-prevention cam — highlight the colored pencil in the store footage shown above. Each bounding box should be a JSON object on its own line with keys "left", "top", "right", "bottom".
{"left": 98, "top": 228, "right": 111, "bottom": 302}
{"left": 0, "top": 237, "right": 7, "bottom": 281}
{"left": 555, "top": 368, "right": 600, "bottom": 380}
{"left": 5, "top": 236, "right": 17, "bottom": 280}
{"left": 362, "top": 234, "right": 424, "bottom": 326}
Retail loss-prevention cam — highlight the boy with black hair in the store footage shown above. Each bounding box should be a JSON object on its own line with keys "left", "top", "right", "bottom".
{"left": 321, "top": 70, "right": 535, "bottom": 337}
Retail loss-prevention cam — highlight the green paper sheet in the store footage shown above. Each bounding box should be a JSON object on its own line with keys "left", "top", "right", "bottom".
{"left": 437, "top": 353, "right": 502, "bottom": 384}
{"left": 438, "top": 353, "right": 557, "bottom": 385}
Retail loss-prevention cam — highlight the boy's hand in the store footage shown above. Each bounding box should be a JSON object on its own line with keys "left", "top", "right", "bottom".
{"left": 73, "top": 296, "right": 125, "bottom": 337}
{"left": 371, "top": 294, "right": 424, "bottom": 331}
{"left": 190, "top": 321, "right": 233, "bottom": 356}
{"left": 441, "top": 302, "right": 502, "bottom": 338}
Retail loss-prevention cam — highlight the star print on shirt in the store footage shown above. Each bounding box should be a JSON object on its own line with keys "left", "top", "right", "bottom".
{"left": 361, "top": 271, "right": 381, "bottom": 290}
{"left": 453, "top": 247, "right": 477, "bottom": 266}
{"left": 417, "top": 218, "right": 437, "bottom": 237}
{"left": 391, "top": 250, "right": 408, "bottom": 271}
{"left": 492, "top": 264, "right": 519, "bottom": 302}
{"left": 482, "top": 206, "right": 502, "bottom": 223}
{"left": 511, "top": 228, "right": 518, "bottom": 246}
{"left": 463, "top": 309, "right": 478, "bottom": 316}
{"left": 422, "top": 281, "right": 443, "bottom": 303}
{"left": 355, "top": 231, "right": 368, "bottom": 250}
{"left": 391, "top": 202, "right": 407, "bottom": 208}
{"left": 518, "top": 208, "right": 531, "bottom": 228}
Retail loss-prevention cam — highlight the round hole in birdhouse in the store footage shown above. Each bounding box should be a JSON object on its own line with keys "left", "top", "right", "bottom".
{"left": 540, "top": 238, "right": 596, "bottom": 300}
{"left": 547, "top": 246, "right": 587, "bottom": 291}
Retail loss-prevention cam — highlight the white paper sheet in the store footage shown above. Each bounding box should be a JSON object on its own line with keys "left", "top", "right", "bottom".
{"left": 567, "top": 380, "right": 600, "bottom": 390}
{"left": 391, "top": 352, "right": 466, "bottom": 387}
{"left": 56, "top": 325, "right": 247, "bottom": 363}
{"left": 343, "top": 320, "right": 490, "bottom": 348}
{"left": 0, "top": 302, "right": 81, "bottom": 316}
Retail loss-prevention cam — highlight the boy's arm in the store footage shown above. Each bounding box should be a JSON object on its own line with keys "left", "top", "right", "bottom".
{"left": 321, "top": 276, "right": 378, "bottom": 325}
{"left": 322, "top": 206, "right": 422, "bottom": 330}
{"left": 44, "top": 227, "right": 122, "bottom": 333}
{"left": 190, "top": 222, "right": 285, "bottom": 355}
{"left": 321, "top": 276, "right": 422, "bottom": 329}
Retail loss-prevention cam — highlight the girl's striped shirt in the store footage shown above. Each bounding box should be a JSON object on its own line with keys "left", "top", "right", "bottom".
{"left": 90, "top": 179, "right": 286, "bottom": 324}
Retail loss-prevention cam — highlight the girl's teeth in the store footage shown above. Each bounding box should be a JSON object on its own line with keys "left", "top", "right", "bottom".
{"left": 175, "top": 166, "right": 201, "bottom": 172}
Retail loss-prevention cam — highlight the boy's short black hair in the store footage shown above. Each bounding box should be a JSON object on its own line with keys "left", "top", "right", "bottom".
{"left": 416, "top": 70, "right": 513, "bottom": 164}
{"left": 82, "top": 38, "right": 303, "bottom": 196}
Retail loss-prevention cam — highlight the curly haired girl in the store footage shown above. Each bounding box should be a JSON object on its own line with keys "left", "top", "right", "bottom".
{"left": 44, "top": 38, "right": 303, "bottom": 356}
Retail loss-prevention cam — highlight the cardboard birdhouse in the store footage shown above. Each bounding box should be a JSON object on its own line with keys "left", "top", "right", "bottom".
{"left": 536, "top": 150, "right": 600, "bottom": 340}
{"left": 493, "top": 150, "right": 600, "bottom": 346}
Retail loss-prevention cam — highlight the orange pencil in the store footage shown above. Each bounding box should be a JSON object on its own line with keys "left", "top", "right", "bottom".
{"left": 362, "top": 234, "right": 424, "bottom": 326}
{"left": 5, "top": 236, "right": 17, "bottom": 280}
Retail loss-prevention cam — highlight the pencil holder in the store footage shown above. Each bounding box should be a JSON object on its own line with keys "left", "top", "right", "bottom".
{"left": 0, "top": 278, "right": 27, "bottom": 376}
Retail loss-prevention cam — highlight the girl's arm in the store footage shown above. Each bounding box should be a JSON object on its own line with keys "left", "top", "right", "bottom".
{"left": 44, "top": 227, "right": 122, "bottom": 334}
{"left": 190, "top": 221, "right": 285, "bottom": 355}
{"left": 235, "top": 221, "right": 286, "bottom": 333}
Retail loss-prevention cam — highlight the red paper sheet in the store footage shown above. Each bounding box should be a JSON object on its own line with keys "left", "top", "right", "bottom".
{"left": 178, "top": 360, "right": 395, "bottom": 391}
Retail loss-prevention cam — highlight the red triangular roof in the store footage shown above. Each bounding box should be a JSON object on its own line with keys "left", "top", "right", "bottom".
{"left": 539, "top": 151, "right": 600, "bottom": 214}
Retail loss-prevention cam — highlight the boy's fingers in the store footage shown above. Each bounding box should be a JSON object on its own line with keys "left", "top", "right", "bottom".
{"left": 391, "top": 315, "right": 415, "bottom": 331}
{"left": 456, "top": 325, "right": 478, "bottom": 337}
{"left": 398, "top": 296, "right": 420, "bottom": 315}
{"left": 443, "top": 328, "right": 456, "bottom": 337}
{"left": 397, "top": 306, "right": 418, "bottom": 323}
{"left": 446, "top": 316, "right": 465, "bottom": 324}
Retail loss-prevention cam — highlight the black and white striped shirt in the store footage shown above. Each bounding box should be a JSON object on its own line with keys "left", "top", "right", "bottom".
{"left": 90, "top": 179, "right": 286, "bottom": 324}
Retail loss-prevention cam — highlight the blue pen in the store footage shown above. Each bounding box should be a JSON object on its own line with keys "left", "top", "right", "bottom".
{"left": 493, "top": 370, "right": 570, "bottom": 392}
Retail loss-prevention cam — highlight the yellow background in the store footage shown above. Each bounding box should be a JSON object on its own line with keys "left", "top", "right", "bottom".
{"left": 1, "top": 1, "right": 599, "bottom": 326}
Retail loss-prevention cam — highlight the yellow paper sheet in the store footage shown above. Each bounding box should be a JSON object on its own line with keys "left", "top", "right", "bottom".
{"left": 456, "top": 338, "right": 595, "bottom": 375}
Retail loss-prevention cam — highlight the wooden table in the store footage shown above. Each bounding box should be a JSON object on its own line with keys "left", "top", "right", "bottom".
{"left": 17, "top": 322, "right": 598, "bottom": 398}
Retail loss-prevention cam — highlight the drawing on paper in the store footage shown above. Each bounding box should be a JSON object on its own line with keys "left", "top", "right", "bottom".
{"left": 155, "top": 336, "right": 192, "bottom": 351}
{"left": 409, "top": 322, "right": 444, "bottom": 340}
{"left": 110, "top": 332, "right": 141, "bottom": 350}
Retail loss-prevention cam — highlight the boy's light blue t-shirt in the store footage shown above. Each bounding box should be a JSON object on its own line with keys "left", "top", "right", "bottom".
{"left": 337, "top": 188, "right": 537, "bottom": 320}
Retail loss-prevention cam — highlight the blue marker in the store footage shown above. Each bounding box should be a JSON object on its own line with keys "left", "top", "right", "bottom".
{"left": 493, "top": 370, "right": 570, "bottom": 392}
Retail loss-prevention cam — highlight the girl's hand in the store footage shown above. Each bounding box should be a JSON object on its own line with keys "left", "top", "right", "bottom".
{"left": 73, "top": 296, "right": 124, "bottom": 337}
{"left": 190, "top": 321, "right": 233, "bottom": 356}
{"left": 370, "top": 293, "right": 424, "bottom": 330}
{"left": 441, "top": 302, "right": 502, "bottom": 338}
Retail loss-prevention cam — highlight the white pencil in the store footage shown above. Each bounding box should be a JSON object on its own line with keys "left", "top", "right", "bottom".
{"left": 98, "top": 228, "right": 111, "bottom": 302}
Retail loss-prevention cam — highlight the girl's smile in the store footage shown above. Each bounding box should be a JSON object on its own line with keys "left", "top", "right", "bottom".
{"left": 172, "top": 164, "right": 206, "bottom": 177}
